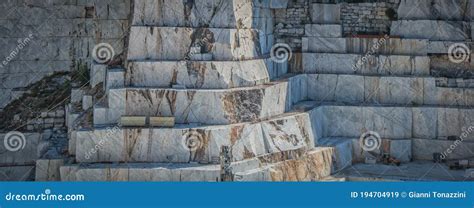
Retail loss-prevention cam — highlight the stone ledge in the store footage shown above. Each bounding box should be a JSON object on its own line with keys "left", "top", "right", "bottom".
{"left": 397, "top": 0, "right": 472, "bottom": 21}
{"left": 234, "top": 147, "right": 335, "bottom": 181}
{"left": 127, "top": 26, "right": 273, "bottom": 61}
{"left": 307, "top": 104, "right": 474, "bottom": 142}
{"left": 304, "top": 74, "right": 474, "bottom": 107}
{"left": 391, "top": 20, "right": 471, "bottom": 41}
{"left": 302, "top": 53, "right": 430, "bottom": 76}
{"left": 302, "top": 37, "right": 428, "bottom": 55}
{"left": 61, "top": 147, "right": 334, "bottom": 182}
{"left": 126, "top": 59, "right": 284, "bottom": 89}
{"left": 77, "top": 111, "right": 314, "bottom": 163}
{"left": 337, "top": 161, "right": 473, "bottom": 181}
{"left": 132, "top": 0, "right": 275, "bottom": 32}
{"left": 60, "top": 163, "right": 221, "bottom": 182}
{"left": 96, "top": 80, "right": 290, "bottom": 125}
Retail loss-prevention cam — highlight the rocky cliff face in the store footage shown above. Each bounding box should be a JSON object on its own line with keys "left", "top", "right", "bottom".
{"left": 0, "top": 0, "right": 131, "bottom": 181}
{"left": 0, "top": 0, "right": 130, "bottom": 110}
{"left": 1, "top": 0, "right": 473, "bottom": 181}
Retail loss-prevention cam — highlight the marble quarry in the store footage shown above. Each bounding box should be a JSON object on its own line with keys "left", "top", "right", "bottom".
{"left": 1, "top": 0, "right": 473, "bottom": 182}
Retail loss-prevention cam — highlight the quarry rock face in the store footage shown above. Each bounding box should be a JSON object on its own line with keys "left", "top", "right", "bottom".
{"left": 1, "top": 0, "right": 474, "bottom": 182}
{"left": 61, "top": 0, "right": 340, "bottom": 182}
{"left": 47, "top": 0, "right": 474, "bottom": 182}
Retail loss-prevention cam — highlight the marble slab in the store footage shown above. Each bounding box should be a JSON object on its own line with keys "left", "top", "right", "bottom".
{"left": 101, "top": 82, "right": 288, "bottom": 125}
{"left": 303, "top": 53, "right": 430, "bottom": 76}
{"left": 391, "top": 20, "right": 470, "bottom": 41}
{"left": 128, "top": 26, "right": 269, "bottom": 61}
{"left": 126, "top": 60, "right": 271, "bottom": 89}
{"left": 132, "top": 0, "right": 274, "bottom": 32}
{"left": 78, "top": 112, "right": 315, "bottom": 163}
{"left": 397, "top": 0, "right": 471, "bottom": 21}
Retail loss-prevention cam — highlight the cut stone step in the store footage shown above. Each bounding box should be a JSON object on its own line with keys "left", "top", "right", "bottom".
{"left": 302, "top": 37, "right": 428, "bottom": 55}
{"left": 60, "top": 163, "right": 221, "bottom": 182}
{"left": 126, "top": 59, "right": 287, "bottom": 89}
{"left": 318, "top": 138, "right": 353, "bottom": 171}
{"left": 76, "top": 111, "right": 315, "bottom": 163}
{"left": 397, "top": 0, "right": 472, "bottom": 21}
{"left": 306, "top": 103, "right": 474, "bottom": 143}
{"left": 427, "top": 41, "right": 472, "bottom": 54}
{"left": 95, "top": 81, "right": 290, "bottom": 126}
{"left": 304, "top": 24, "right": 342, "bottom": 38}
{"left": 430, "top": 54, "right": 474, "bottom": 78}
{"left": 320, "top": 137, "right": 412, "bottom": 163}
{"left": 90, "top": 64, "right": 107, "bottom": 88}
{"left": 304, "top": 74, "right": 474, "bottom": 107}
{"left": 132, "top": 0, "right": 276, "bottom": 33}
{"left": 391, "top": 20, "right": 471, "bottom": 41}
{"left": 436, "top": 78, "right": 474, "bottom": 88}
{"left": 413, "top": 138, "right": 474, "bottom": 161}
{"left": 68, "top": 130, "right": 77, "bottom": 156}
{"left": 336, "top": 161, "right": 474, "bottom": 181}
{"left": 61, "top": 147, "right": 334, "bottom": 181}
{"left": 127, "top": 26, "right": 273, "bottom": 61}
{"left": 35, "top": 159, "right": 64, "bottom": 181}
{"left": 234, "top": 147, "right": 336, "bottom": 181}
{"left": 302, "top": 53, "right": 430, "bottom": 76}
{"left": 106, "top": 68, "right": 125, "bottom": 91}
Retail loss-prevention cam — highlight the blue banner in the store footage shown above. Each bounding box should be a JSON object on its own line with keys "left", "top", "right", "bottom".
{"left": 0, "top": 182, "right": 473, "bottom": 208}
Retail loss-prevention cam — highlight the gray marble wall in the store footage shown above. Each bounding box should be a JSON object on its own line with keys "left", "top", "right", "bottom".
{"left": 0, "top": 0, "right": 130, "bottom": 110}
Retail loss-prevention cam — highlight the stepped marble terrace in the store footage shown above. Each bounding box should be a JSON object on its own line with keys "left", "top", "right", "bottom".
{"left": 0, "top": 0, "right": 473, "bottom": 182}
